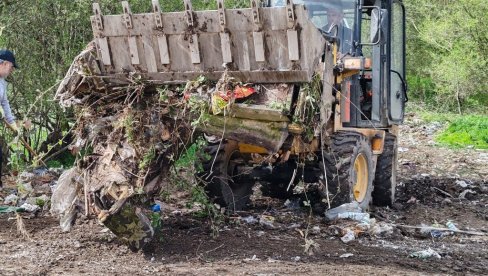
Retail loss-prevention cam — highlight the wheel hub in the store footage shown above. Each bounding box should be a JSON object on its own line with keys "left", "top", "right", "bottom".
{"left": 353, "top": 153, "right": 369, "bottom": 202}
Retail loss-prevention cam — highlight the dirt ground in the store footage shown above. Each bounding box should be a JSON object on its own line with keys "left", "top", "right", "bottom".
{"left": 1, "top": 114, "right": 487, "bottom": 276}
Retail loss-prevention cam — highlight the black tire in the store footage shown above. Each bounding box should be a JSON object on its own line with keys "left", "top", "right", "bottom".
{"left": 372, "top": 133, "right": 397, "bottom": 206}
{"left": 196, "top": 140, "right": 254, "bottom": 212}
{"left": 321, "top": 132, "right": 374, "bottom": 210}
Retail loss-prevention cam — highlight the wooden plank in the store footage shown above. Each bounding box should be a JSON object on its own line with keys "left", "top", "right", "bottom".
{"left": 253, "top": 32, "right": 265, "bottom": 62}
{"left": 168, "top": 35, "right": 191, "bottom": 71}
{"left": 157, "top": 35, "right": 170, "bottom": 65}
{"left": 142, "top": 36, "right": 158, "bottom": 72}
{"left": 230, "top": 104, "right": 290, "bottom": 122}
{"left": 233, "top": 32, "right": 251, "bottom": 71}
{"left": 189, "top": 34, "right": 201, "bottom": 64}
{"left": 106, "top": 37, "right": 131, "bottom": 72}
{"left": 200, "top": 33, "right": 223, "bottom": 70}
{"left": 220, "top": 32, "right": 232, "bottom": 63}
{"left": 97, "top": 37, "right": 112, "bottom": 66}
{"left": 128, "top": 36, "right": 140, "bottom": 65}
{"left": 287, "top": 29, "right": 300, "bottom": 61}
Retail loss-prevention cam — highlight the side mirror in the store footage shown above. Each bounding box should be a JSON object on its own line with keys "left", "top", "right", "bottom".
{"left": 370, "top": 9, "right": 380, "bottom": 43}
{"left": 365, "top": 8, "right": 387, "bottom": 45}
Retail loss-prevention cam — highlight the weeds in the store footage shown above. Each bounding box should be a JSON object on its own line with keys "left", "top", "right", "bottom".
{"left": 436, "top": 115, "right": 488, "bottom": 149}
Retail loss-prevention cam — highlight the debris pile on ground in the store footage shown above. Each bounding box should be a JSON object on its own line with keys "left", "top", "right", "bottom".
{"left": 0, "top": 168, "right": 62, "bottom": 214}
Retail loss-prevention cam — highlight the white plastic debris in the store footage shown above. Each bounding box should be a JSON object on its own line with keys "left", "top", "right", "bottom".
{"left": 337, "top": 212, "right": 371, "bottom": 224}
{"left": 4, "top": 194, "right": 19, "bottom": 205}
{"left": 455, "top": 180, "right": 469, "bottom": 188}
{"left": 20, "top": 203, "right": 40, "bottom": 212}
{"left": 325, "top": 202, "right": 362, "bottom": 221}
{"left": 50, "top": 168, "right": 82, "bottom": 232}
{"left": 369, "top": 222, "right": 394, "bottom": 237}
{"left": 340, "top": 229, "right": 356, "bottom": 243}
{"left": 243, "top": 255, "right": 260, "bottom": 262}
{"left": 241, "top": 215, "right": 258, "bottom": 224}
{"left": 446, "top": 220, "right": 459, "bottom": 231}
{"left": 459, "top": 189, "right": 476, "bottom": 199}
{"left": 339, "top": 253, "right": 354, "bottom": 258}
{"left": 409, "top": 248, "right": 441, "bottom": 259}
{"left": 311, "top": 226, "right": 321, "bottom": 235}
{"left": 398, "top": 147, "right": 409, "bottom": 152}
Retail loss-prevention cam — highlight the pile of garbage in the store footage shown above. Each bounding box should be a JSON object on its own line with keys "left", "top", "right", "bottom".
{"left": 324, "top": 202, "right": 395, "bottom": 243}
{"left": 0, "top": 168, "right": 62, "bottom": 214}
{"left": 51, "top": 43, "right": 197, "bottom": 249}
{"left": 52, "top": 43, "right": 268, "bottom": 250}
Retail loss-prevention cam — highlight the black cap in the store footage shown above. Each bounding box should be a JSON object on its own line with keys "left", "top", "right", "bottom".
{"left": 0, "top": 49, "right": 18, "bottom": 69}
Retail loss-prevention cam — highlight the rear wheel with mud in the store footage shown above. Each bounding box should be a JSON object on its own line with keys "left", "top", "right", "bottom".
{"left": 321, "top": 132, "right": 374, "bottom": 210}
{"left": 196, "top": 140, "right": 254, "bottom": 212}
{"left": 372, "top": 133, "right": 397, "bottom": 206}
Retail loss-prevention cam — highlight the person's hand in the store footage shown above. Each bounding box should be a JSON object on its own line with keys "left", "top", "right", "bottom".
{"left": 9, "top": 121, "right": 19, "bottom": 133}
{"left": 22, "top": 119, "right": 32, "bottom": 130}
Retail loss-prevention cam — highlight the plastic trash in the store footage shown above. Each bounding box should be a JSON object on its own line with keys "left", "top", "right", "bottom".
{"left": 33, "top": 167, "right": 49, "bottom": 176}
{"left": 241, "top": 215, "right": 258, "bottom": 224}
{"left": 409, "top": 248, "right": 441, "bottom": 259}
{"left": 369, "top": 222, "right": 394, "bottom": 237}
{"left": 4, "top": 194, "right": 19, "bottom": 205}
{"left": 340, "top": 253, "right": 354, "bottom": 258}
{"left": 50, "top": 168, "right": 82, "bottom": 232}
{"left": 151, "top": 204, "right": 161, "bottom": 212}
{"left": 0, "top": 206, "right": 25, "bottom": 213}
{"left": 455, "top": 180, "right": 469, "bottom": 188}
{"left": 446, "top": 220, "right": 459, "bottom": 231}
{"left": 340, "top": 229, "right": 356, "bottom": 243}
{"left": 20, "top": 203, "right": 39, "bottom": 212}
{"left": 325, "top": 202, "right": 362, "bottom": 221}
{"left": 459, "top": 189, "right": 476, "bottom": 199}
{"left": 337, "top": 212, "right": 371, "bottom": 224}
{"left": 430, "top": 230, "right": 445, "bottom": 238}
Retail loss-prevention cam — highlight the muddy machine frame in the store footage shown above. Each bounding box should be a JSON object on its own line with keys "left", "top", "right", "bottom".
{"left": 90, "top": 0, "right": 407, "bottom": 211}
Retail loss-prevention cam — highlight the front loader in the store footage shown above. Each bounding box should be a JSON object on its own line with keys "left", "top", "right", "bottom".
{"left": 55, "top": 0, "right": 406, "bottom": 249}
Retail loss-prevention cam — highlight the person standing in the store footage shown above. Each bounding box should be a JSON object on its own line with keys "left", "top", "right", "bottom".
{"left": 0, "top": 49, "right": 19, "bottom": 187}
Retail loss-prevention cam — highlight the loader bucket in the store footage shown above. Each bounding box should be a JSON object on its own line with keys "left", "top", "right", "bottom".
{"left": 91, "top": 0, "right": 326, "bottom": 84}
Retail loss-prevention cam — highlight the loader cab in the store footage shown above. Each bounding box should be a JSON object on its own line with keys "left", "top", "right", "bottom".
{"left": 341, "top": 0, "right": 407, "bottom": 128}
{"left": 270, "top": 0, "right": 406, "bottom": 127}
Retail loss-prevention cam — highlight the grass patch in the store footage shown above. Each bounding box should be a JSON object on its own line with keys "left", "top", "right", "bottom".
{"left": 435, "top": 115, "right": 488, "bottom": 149}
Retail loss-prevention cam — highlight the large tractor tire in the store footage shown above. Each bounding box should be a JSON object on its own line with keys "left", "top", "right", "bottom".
{"left": 372, "top": 133, "right": 397, "bottom": 206}
{"left": 196, "top": 140, "right": 254, "bottom": 212}
{"left": 321, "top": 132, "right": 374, "bottom": 210}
